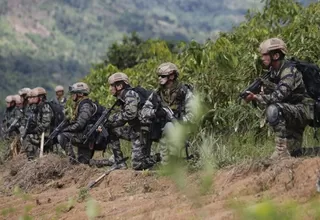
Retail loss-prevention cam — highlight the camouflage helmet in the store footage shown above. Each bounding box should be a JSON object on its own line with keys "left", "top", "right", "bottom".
{"left": 5, "top": 95, "right": 14, "bottom": 103}
{"left": 26, "top": 89, "right": 33, "bottom": 98}
{"left": 108, "top": 72, "right": 129, "bottom": 85}
{"left": 157, "top": 62, "right": 179, "bottom": 76}
{"left": 55, "top": 85, "right": 64, "bottom": 92}
{"left": 18, "top": 88, "right": 31, "bottom": 96}
{"left": 31, "top": 87, "right": 47, "bottom": 97}
{"left": 69, "top": 82, "right": 90, "bottom": 95}
{"left": 259, "top": 38, "right": 287, "bottom": 55}
{"left": 13, "top": 95, "right": 23, "bottom": 104}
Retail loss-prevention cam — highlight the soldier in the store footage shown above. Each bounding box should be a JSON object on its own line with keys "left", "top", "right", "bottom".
{"left": 95, "top": 72, "right": 151, "bottom": 170}
{"left": 52, "top": 85, "right": 67, "bottom": 108}
{"left": 8, "top": 95, "right": 24, "bottom": 157}
{"left": 140, "top": 62, "right": 194, "bottom": 165}
{"left": 245, "top": 38, "right": 314, "bottom": 161}
{"left": 2, "top": 95, "right": 17, "bottom": 137}
{"left": 21, "top": 87, "right": 54, "bottom": 160}
{"left": 57, "top": 82, "right": 95, "bottom": 164}
{"left": 18, "top": 88, "right": 31, "bottom": 111}
{"left": 18, "top": 88, "right": 32, "bottom": 130}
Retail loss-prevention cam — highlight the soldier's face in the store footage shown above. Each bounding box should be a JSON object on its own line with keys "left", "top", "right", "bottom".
{"left": 159, "top": 75, "right": 168, "bottom": 85}
{"left": 71, "top": 94, "right": 77, "bottom": 101}
{"left": 6, "top": 102, "right": 11, "bottom": 108}
{"left": 109, "top": 85, "right": 117, "bottom": 96}
{"left": 33, "top": 97, "right": 40, "bottom": 104}
{"left": 261, "top": 53, "right": 271, "bottom": 67}
{"left": 56, "top": 91, "right": 64, "bottom": 97}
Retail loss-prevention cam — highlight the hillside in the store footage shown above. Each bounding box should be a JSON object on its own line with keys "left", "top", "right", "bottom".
{"left": 1, "top": 0, "right": 263, "bottom": 62}
{"left": 0, "top": 0, "right": 313, "bottom": 107}
{"left": 1, "top": 154, "right": 320, "bottom": 219}
{"left": 0, "top": 0, "right": 264, "bottom": 106}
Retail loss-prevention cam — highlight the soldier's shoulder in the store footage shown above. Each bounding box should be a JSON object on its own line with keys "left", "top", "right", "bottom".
{"left": 124, "top": 89, "right": 139, "bottom": 99}
{"left": 43, "top": 103, "right": 54, "bottom": 112}
{"left": 281, "top": 63, "right": 300, "bottom": 77}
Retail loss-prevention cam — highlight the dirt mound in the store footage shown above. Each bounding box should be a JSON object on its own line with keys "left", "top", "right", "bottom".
{"left": 1, "top": 157, "right": 320, "bottom": 219}
{"left": 214, "top": 157, "right": 320, "bottom": 202}
{"left": 1, "top": 154, "right": 72, "bottom": 193}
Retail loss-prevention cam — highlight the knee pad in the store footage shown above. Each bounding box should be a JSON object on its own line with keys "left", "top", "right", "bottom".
{"left": 266, "top": 104, "right": 283, "bottom": 126}
{"left": 57, "top": 133, "right": 69, "bottom": 148}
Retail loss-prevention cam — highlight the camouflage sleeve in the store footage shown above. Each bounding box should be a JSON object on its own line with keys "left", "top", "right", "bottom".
{"left": 7, "top": 109, "right": 16, "bottom": 125}
{"left": 255, "top": 67, "right": 302, "bottom": 105}
{"left": 37, "top": 103, "right": 53, "bottom": 134}
{"left": 66, "top": 103, "right": 93, "bottom": 132}
{"left": 140, "top": 93, "right": 157, "bottom": 120}
{"left": 109, "top": 90, "right": 139, "bottom": 127}
{"left": 182, "top": 88, "right": 194, "bottom": 122}
{"left": 13, "top": 108, "right": 23, "bottom": 128}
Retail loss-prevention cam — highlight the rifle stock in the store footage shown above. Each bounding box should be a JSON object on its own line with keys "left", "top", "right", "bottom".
{"left": 4, "top": 118, "right": 20, "bottom": 134}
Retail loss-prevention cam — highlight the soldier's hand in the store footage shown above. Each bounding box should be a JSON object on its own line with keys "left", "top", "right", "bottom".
{"left": 244, "top": 91, "right": 257, "bottom": 103}
{"left": 96, "top": 126, "right": 102, "bottom": 132}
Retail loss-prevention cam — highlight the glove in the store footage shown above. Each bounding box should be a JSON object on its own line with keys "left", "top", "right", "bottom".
{"left": 155, "top": 108, "right": 167, "bottom": 118}
{"left": 19, "top": 126, "right": 25, "bottom": 134}
{"left": 244, "top": 91, "right": 257, "bottom": 103}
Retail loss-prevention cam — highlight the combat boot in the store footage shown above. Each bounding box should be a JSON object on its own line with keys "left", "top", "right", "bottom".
{"left": 65, "top": 143, "right": 77, "bottom": 164}
{"left": 89, "top": 159, "right": 114, "bottom": 168}
{"left": 111, "top": 162, "right": 128, "bottom": 170}
{"left": 263, "top": 137, "right": 290, "bottom": 166}
{"left": 111, "top": 148, "right": 127, "bottom": 170}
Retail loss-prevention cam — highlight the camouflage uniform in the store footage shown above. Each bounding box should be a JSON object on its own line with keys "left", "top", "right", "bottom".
{"left": 58, "top": 97, "right": 94, "bottom": 164}
{"left": 2, "top": 106, "right": 17, "bottom": 137}
{"left": 22, "top": 102, "right": 54, "bottom": 160}
{"left": 107, "top": 88, "right": 147, "bottom": 170}
{"left": 141, "top": 81, "right": 194, "bottom": 164}
{"left": 51, "top": 96, "right": 67, "bottom": 108}
{"left": 255, "top": 60, "right": 314, "bottom": 158}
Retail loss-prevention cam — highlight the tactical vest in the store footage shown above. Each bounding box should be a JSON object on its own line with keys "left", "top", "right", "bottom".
{"left": 157, "top": 83, "right": 192, "bottom": 120}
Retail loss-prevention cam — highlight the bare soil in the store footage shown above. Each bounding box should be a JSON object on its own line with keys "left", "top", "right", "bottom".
{"left": 1, "top": 155, "right": 320, "bottom": 220}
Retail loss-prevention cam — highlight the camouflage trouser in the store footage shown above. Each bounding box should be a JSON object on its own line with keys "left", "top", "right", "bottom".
{"left": 21, "top": 134, "right": 40, "bottom": 160}
{"left": 159, "top": 122, "right": 175, "bottom": 165}
{"left": 109, "top": 125, "right": 145, "bottom": 170}
{"left": 268, "top": 103, "right": 313, "bottom": 157}
{"left": 21, "top": 132, "right": 54, "bottom": 160}
{"left": 57, "top": 132, "right": 94, "bottom": 164}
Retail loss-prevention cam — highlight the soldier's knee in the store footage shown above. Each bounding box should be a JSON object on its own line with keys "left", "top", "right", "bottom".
{"left": 266, "top": 104, "right": 283, "bottom": 126}
{"left": 57, "top": 133, "right": 69, "bottom": 146}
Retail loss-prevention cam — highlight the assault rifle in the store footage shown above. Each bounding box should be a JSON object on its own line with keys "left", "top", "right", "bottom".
{"left": 44, "top": 119, "right": 68, "bottom": 147}
{"left": 239, "top": 71, "right": 271, "bottom": 100}
{"left": 83, "top": 101, "right": 118, "bottom": 144}
{"left": 4, "top": 117, "right": 21, "bottom": 135}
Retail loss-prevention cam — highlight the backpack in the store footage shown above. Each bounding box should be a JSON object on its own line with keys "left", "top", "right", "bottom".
{"left": 46, "top": 101, "right": 65, "bottom": 131}
{"left": 288, "top": 58, "right": 320, "bottom": 100}
{"left": 288, "top": 58, "right": 320, "bottom": 128}
{"left": 78, "top": 99, "right": 106, "bottom": 124}
{"left": 131, "top": 86, "right": 153, "bottom": 108}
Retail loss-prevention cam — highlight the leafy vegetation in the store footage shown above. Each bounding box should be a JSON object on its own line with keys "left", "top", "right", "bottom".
{"left": 0, "top": 0, "right": 313, "bottom": 109}
{"left": 85, "top": 0, "right": 320, "bottom": 166}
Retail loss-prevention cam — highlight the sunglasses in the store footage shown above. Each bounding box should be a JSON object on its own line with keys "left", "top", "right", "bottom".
{"left": 159, "top": 75, "right": 168, "bottom": 78}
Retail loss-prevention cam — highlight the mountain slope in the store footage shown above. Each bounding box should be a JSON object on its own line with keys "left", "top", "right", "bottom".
{"left": 0, "top": 0, "right": 312, "bottom": 107}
